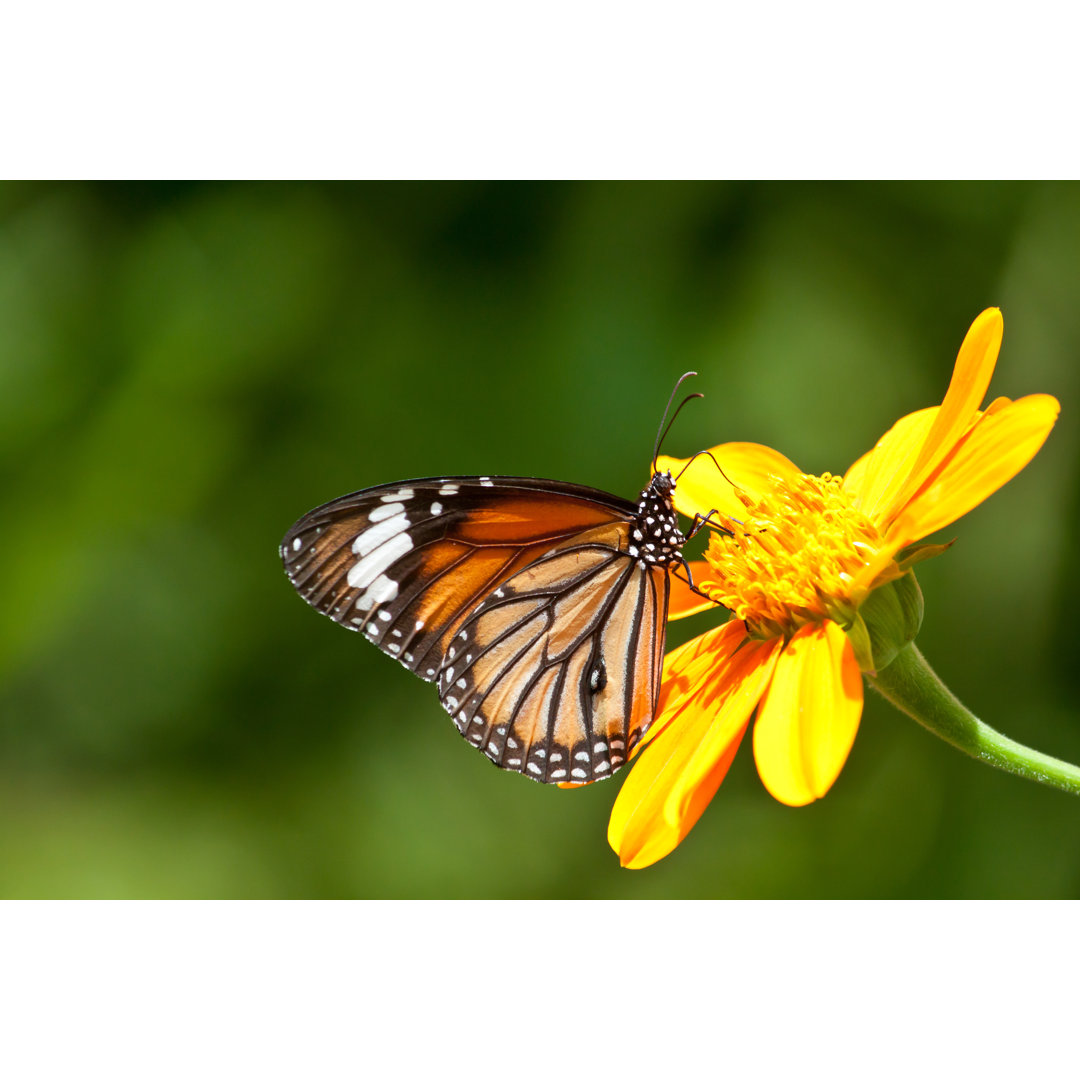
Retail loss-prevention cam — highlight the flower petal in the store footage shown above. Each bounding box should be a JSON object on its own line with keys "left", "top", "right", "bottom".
{"left": 609, "top": 625, "right": 781, "bottom": 869}
{"left": 648, "top": 620, "right": 746, "bottom": 746}
{"left": 885, "top": 393, "right": 1060, "bottom": 548}
{"left": 667, "top": 560, "right": 722, "bottom": 620}
{"left": 752, "top": 620, "right": 863, "bottom": 806}
{"left": 881, "top": 308, "right": 1003, "bottom": 525}
{"left": 843, "top": 407, "right": 937, "bottom": 523}
{"left": 657, "top": 443, "right": 802, "bottom": 522}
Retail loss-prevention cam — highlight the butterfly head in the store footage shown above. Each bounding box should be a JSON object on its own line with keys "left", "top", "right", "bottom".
{"left": 649, "top": 469, "right": 675, "bottom": 498}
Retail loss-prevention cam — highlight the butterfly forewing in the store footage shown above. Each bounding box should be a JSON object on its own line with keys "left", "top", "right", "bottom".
{"left": 281, "top": 477, "right": 636, "bottom": 681}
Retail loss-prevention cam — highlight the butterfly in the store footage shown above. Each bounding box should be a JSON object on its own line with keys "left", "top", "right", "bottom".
{"left": 280, "top": 375, "right": 714, "bottom": 786}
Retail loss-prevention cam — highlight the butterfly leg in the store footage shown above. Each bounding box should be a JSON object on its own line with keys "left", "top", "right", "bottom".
{"left": 675, "top": 509, "right": 734, "bottom": 603}
{"left": 686, "top": 509, "right": 732, "bottom": 540}
{"left": 673, "top": 555, "right": 718, "bottom": 603}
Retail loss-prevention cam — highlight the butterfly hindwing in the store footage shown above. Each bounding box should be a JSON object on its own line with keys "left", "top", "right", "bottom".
{"left": 438, "top": 538, "right": 670, "bottom": 783}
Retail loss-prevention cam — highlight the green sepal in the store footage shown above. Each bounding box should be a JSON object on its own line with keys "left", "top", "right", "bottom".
{"left": 841, "top": 571, "right": 925, "bottom": 674}
{"left": 855, "top": 570, "right": 924, "bottom": 674}
{"left": 843, "top": 611, "right": 877, "bottom": 673}
{"left": 896, "top": 539, "right": 956, "bottom": 573}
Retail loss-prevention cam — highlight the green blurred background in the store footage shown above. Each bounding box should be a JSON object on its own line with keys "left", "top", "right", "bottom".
{"left": 0, "top": 181, "right": 1077, "bottom": 898}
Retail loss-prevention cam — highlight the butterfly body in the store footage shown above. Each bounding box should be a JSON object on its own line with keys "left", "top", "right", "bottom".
{"left": 282, "top": 470, "right": 688, "bottom": 785}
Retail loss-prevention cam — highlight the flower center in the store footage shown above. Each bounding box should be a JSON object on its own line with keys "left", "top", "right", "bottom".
{"left": 701, "top": 473, "right": 885, "bottom": 637}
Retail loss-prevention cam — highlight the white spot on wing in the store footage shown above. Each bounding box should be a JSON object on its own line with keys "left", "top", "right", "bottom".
{"left": 351, "top": 513, "right": 410, "bottom": 557}
{"left": 348, "top": 533, "right": 412, "bottom": 589}
{"left": 380, "top": 490, "right": 413, "bottom": 502}
{"left": 439, "top": 484, "right": 459, "bottom": 495}
{"left": 430, "top": 502, "right": 443, "bottom": 515}
{"left": 368, "top": 502, "right": 406, "bottom": 523}
{"left": 358, "top": 575, "right": 398, "bottom": 607}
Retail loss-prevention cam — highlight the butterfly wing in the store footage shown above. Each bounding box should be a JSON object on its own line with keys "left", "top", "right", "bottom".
{"left": 281, "top": 476, "right": 637, "bottom": 683}
{"left": 439, "top": 537, "right": 670, "bottom": 783}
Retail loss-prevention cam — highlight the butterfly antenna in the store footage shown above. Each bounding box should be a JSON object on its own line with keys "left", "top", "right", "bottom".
{"left": 652, "top": 372, "right": 704, "bottom": 472}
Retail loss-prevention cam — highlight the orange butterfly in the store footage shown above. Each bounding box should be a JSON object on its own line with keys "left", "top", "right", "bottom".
{"left": 281, "top": 376, "right": 715, "bottom": 785}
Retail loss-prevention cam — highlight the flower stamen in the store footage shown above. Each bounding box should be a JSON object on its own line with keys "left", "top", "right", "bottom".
{"left": 700, "top": 473, "right": 884, "bottom": 636}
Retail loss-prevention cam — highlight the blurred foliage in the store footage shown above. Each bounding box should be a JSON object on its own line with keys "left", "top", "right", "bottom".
{"left": 0, "top": 181, "right": 1077, "bottom": 897}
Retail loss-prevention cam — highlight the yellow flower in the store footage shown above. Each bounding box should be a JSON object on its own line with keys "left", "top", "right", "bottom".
{"left": 609, "top": 309, "right": 1060, "bottom": 869}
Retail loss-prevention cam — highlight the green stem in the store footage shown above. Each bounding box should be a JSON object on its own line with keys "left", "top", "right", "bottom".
{"left": 869, "top": 643, "right": 1080, "bottom": 796}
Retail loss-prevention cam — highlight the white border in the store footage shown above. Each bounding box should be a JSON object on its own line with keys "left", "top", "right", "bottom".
{"left": 3, "top": 2, "right": 1077, "bottom": 178}
{"left": 0, "top": 902, "right": 1074, "bottom": 1077}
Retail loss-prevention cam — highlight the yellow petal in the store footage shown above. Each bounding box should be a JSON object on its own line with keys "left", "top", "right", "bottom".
{"left": 982, "top": 395, "right": 1013, "bottom": 417}
{"left": 663, "top": 640, "right": 783, "bottom": 823}
{"left": 752, "top": 621, "right": 863, "bottom": 806}
{"left": 880, "top": 308, "right": 1003, "bottom": 525}
{"left": 609, "top": 628, "right": 781, "bottom": 869}
{"left": 648, "top": 620, "right": 746, "bottom": 745}
{"left": 843, "top": 407, "right": 938, "bottom": 523}
{"left": 885, "top": 393, "right": 1060, "bottom": 548}
{"left": 657, "top": 443, "right": 802, "bottom": 522}
{"left": 667, "top": 559, "right": 722, "bottom": 620}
